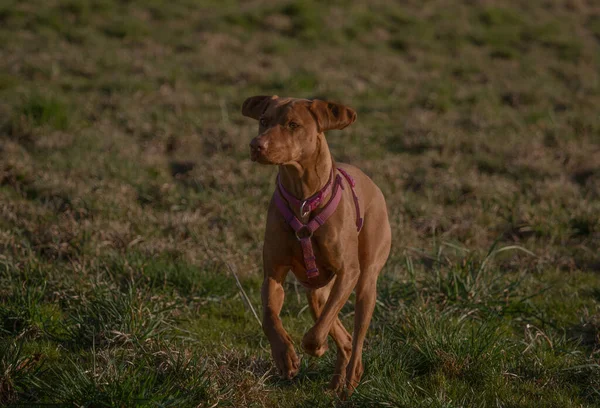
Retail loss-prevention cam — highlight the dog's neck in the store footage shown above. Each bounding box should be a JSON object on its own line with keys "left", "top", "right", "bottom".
{"left": 278, "top": 133, "right": 333, "bottom": 200}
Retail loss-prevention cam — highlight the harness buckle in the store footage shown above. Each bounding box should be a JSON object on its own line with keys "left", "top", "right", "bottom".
{"left": 295, "top": 225, "right": 313, "bottom": 241}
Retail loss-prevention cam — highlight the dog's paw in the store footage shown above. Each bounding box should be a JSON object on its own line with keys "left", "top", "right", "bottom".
{"left": 327, "top": 373, "right": 346, "bottom": 392}
{"left": 272, "top": 343, "right": 300, "bottom": 380}
{"left": 301, "top": 329, "right": 329, "bottom": 357}
{"left": 339, "top": 358, "right": 364, "bottom": 398}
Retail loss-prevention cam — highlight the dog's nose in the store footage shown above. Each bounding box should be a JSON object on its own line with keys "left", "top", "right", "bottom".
{"left": 250, "top": 138, "right": 267, "bottom": 152}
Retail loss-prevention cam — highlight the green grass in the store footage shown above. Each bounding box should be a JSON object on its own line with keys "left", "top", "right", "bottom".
{"left": 0, "top": 0, "right": 599, "bottom": 406}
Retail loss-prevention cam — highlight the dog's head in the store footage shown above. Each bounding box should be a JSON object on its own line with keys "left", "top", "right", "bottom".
{"left": 242, "top": 95, "right": 357, "bottom": 165}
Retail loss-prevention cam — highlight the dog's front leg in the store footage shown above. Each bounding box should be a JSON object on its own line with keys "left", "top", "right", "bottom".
{"left": 301, "top": 258, "right": 360, "bottom": 357}
{"left": 262, "top": 268, "right": 300, "bottom": 380}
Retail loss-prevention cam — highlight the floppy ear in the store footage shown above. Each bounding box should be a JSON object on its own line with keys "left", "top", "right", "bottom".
{"left": 241, "top": 95, "right": 278, "bottom": 120}
{"left": 309, "top": 100, "right": 357, "bottom": 132}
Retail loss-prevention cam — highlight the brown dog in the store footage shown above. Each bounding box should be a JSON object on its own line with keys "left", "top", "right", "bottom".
{"left": 242, "top": 95, "right": 391, "bottom": 395}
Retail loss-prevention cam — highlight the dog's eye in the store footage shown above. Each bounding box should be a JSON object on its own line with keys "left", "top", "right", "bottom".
{"left": 289, "top": 121, "right": 299, "bottom": 129}
{"left": 259, "top": 118, "right": 268, "bottom": 127}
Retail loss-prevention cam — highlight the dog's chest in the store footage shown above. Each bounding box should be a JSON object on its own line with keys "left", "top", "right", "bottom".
{"left": 288, "top": 232, "right": 343, "bottom": 288}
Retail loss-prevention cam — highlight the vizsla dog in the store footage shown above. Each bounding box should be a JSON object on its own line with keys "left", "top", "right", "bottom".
{"left": 242, "top": 95, "right": 391, "bottom": 395}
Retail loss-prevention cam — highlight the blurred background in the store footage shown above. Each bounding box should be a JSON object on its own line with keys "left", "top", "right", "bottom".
{"left": 1, "top": 0, "right": 599, "bottom": 406}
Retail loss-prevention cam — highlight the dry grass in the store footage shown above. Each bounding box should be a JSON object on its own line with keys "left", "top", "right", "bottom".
{"left": 1, "top": 0, "right": 599, "bottom": 406}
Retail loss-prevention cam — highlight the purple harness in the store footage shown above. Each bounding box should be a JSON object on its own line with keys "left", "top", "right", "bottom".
{"left": 273, "top": 167, "right": 363, "bottom": 280}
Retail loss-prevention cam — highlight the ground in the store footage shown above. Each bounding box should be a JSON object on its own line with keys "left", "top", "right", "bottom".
{"left": 1, "top": 0, "right": 600, "bottom": 406}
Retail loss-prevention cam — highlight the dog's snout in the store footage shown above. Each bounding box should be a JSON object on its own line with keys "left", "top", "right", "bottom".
{"left": 250, "top": 138, "right": 267, "bottom": 151}
{"left": 250, "top": 137, "right": 269, "bottom": 162}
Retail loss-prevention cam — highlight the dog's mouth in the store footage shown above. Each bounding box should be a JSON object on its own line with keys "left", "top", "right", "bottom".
{"left": 250, "top": 148, "right": 275, "bottom": 164}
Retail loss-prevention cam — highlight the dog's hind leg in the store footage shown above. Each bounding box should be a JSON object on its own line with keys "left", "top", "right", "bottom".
{"left": 305, "top": 277, "right": 353, "bottom": 391}
{"left": 344, "top": 268, "right": 378, "bottom": 394}
{"left": 343, "top": 199, "right": 391, "bottom": 396}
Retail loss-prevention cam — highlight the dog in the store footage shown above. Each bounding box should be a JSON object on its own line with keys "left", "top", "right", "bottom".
{"left": 242, "top": 95, "right": 391, "bottom": 395}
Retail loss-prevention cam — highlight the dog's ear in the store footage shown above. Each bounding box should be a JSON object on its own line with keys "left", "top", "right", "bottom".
{"left": 309, "top": 100, "right": 357, "bottom": 132}
{"left": 242, "top": 95, "right": 278, "bottom": 120}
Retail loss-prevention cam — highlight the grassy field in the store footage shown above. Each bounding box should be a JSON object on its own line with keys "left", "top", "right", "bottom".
{"left": 1, "top": 0, "right": 600, "bottom": 406}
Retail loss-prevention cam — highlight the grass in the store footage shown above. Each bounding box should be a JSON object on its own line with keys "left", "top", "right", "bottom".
{"left": 0, "top": 0, "right": 599, "bottom": 406}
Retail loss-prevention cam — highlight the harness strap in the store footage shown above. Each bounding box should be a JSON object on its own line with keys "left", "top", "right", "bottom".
{"left": 276, "top": 170, "right": 334, "bottom": 217}
{"left": 274, "top": 168, "right": 362, "bottom": 279}
{"left": 299, "top": 238, "right": 318, "bottom": 277}
{"left": 337, "top": 168, "right": 364, "bottom": 232}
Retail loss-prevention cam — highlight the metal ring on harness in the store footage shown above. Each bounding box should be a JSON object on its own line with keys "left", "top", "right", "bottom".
{"left": 295, "top": 225, "right": 313, "bottom": 241}
{"left": 300, "top": 200, "right": 310, "bottom": 218}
